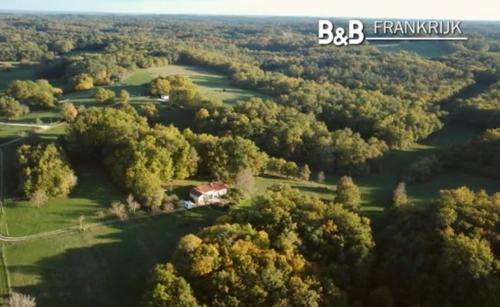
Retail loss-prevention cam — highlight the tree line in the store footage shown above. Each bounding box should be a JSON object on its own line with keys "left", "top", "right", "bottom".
{"left": 143, "top": 184, "right": 500, "bottom": 307}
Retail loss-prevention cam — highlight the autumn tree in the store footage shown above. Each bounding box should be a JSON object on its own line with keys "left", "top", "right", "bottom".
{"left": 335, "top": 176, "right": 361, "bottom": 211}
{"left": 143, "top": 263, "right": 200, "bottom": 307}
{"left": 171, "top": 223, "right": 321, "bottom": 306}
{"left": 59, "top": 102, "right": 78, "bottom": 122}
{"left": 71, "top": 73, "right": 94, "bottom": 91}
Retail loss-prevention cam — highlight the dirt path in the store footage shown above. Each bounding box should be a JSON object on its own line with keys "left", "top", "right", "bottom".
{"left": 0, "top": 121, "right": 53, "bottom": 130}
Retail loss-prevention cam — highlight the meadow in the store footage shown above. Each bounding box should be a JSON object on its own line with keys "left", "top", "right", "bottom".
{"left": 3, "top": 207, "right": 223, "bottom": 306}
{"left": 123, "top": 65, "right": 268, "bottom": 105}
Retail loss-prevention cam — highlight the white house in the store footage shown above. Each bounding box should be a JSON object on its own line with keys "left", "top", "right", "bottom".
{"left": 157, "top": 95, "right": 170, "bottom": 103}
{"left": 189, "top": 181, "right": 227, "bottom": 205}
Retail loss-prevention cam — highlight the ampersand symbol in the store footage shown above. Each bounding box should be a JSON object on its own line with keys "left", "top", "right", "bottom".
{"left": 333, "top": 27, "right": 348, "bottom": 46}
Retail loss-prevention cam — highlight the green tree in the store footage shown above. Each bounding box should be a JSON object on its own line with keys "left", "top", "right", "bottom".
{"left": 7, "top": 80, "right": 62, "bottom": 108}
{"left": 0, "top": 95, "right": 28, "bottom": 119}
{"left": 139, "top": 102, "right": 158, "bottom": 123}
{"left": 17, "top": 143, "right": 77, "bottom": 198}
{"left": 52, "top": 39, "right": 74, "bottom": 54}
{"left": 72, "top": 73, "right": 94, "bottom": 91}
{"left": 94, "top": 87, "right": 116, "bottom": 103}
{"left": 335, "top": 176, "right": 361, "bottom": 211}
{"left": 143, "top": 263, "right": 200, "bottom": 307}
{"left": 148, "top": 77, "right": 171, "bottom": 96}
{"left": 392, "top": 182, "right": 408, "bottom": 207}
{"left": 118, "top": 89, "right": 130, "bottom": 104}
{"left": 378, "top": 187, "right": 500, "bottom": 307}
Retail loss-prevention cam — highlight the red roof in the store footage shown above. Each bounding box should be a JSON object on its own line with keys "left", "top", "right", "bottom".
{"left": 191, "top": 181, "right": 226, "bottom": 196}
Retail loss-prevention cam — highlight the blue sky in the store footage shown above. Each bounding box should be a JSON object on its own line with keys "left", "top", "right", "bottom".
{"left": 0, "top": 0, "right": 498, "bottom": 20}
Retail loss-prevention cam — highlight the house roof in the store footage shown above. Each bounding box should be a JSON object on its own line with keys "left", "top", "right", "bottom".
{"left": 191, "top": 181, "right": 226, "bottom": 197}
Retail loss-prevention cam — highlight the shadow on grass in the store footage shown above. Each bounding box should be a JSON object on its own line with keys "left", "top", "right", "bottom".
{"left": 8, "top": 206, "right": 226, "bottom": 307}
{"left": 290, "top": 184, "right": 332, "bottom": 195}
{"left": 69, "top": 164, "right": 124, "bottom": 207}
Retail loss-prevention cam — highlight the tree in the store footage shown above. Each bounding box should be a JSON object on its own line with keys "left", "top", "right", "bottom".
{"left": 59, "top": 102, "right": 78, "bottom": 122}
{"left": 110, "top": 201, "right": 128, "bottom": 221}
{"left": 148, "top": 77, "right": 171, "bottom": 96}
{"left": 192, "top": 133, "right": 267, "bottom": 182}
{"left": 171, "top": 223, "right": 321, "bottom": 306}
{"left": 317, "top": 171, "right": 325, "bottom": 183}
{"left": 139, "top": 102, "right": 158, "bottom": 122}
{"left": 143, "top": 263, "right": 200, "bottom": 307}
{"left": 335, "top": 176, "right": 361, "bottom": 211}
{"left": 377, "top": 187, "right": 500, "bottom": 307}
{"left": 0, "top": 95, "right": 28, "bottom": 119}
{"left": 392, "top": 182, "right": 408, "bottom": 207}
{"left": 94, "top": 87, "right": 116, "bottom": 103}
{"left": 300, "top": 164, "right": 311, "bottom": 180}
{"left": 7, "top": 80, "right": 62, "bottom": 108}
{"left": 231, "top": 185, "right": 374, "bottom": 299}
{"left": 17, "top": 143, "right": 77, "bottom": 198}
{"left": 195, "top": 108, "right": 209, "bottom": 120}
{"left": 72, "top": 73, "right": 94, "bottom": 91}
{"left": 65, "top": 107, "right": 196, "bottom": 207}
{"left": 126, "top": 194, "right": 141, "bottom": 213}
{"left": 8, "top": 292, "right": 36, "bottom": 307}
{"left": 442, "top": 234, "right": 495, "bottom": 280}
{"left": 118, "top": 89, "right": 130, "bottom": 104}
{"left": 52, "top": 39, "right": 74, "bottom": 54}
{"left": 234, "top": 168, "right": 255, "bottom": 195}
{"left": 29, "top": 189, "right": 48, "bottom": 208}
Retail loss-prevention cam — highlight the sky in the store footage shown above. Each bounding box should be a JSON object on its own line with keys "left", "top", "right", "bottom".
{"left": 0, "top": 0, "right": 498, "bottom": 20}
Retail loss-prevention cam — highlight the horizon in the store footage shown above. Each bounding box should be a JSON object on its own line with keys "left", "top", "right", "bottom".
{"left": 0, "top": 0, "right": 498, "bottom": 21}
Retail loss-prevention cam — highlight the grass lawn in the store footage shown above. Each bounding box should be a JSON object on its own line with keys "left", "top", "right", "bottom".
{"left": 4, "top": 206, "right": 224, "bottom": 307}
{"left": 408, "top": 172, "right": 500, "bottom": 205}
{"left": 2, "top": 110, "right": 61, "bottom": 125}
{"left": 0, "top": 126, "right": 33, "bottom": 142}
{"left": 3, "top": 164, "right": 124, "bottom": 237}
{"left": 0, "top": 64, "right": 36, "bottom": 93}
{"left": 123, "top": 65, "right": 267, "bottom": 105}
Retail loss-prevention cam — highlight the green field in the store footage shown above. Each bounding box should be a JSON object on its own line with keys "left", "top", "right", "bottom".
{"left": 0, "top": 64, "right": 36, "bottom": 93}
{"left": 4, "top": 207, "right": 223, "bottom": 307}
{"left": 3, "top": 164, "right": 123, "bottom": 236}
{"left": 124, "top": 65, "right": 267, "bottom": 104}
{"left": 0, "top": 126, "right": 33, "bottom": 142}
{"left": 375, "top": 41, "right": 453, "bottom": 58}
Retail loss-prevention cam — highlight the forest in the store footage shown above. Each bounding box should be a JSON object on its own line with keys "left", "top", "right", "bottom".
{"left": 0, "top": 13, "right": 498, "bottom": 307}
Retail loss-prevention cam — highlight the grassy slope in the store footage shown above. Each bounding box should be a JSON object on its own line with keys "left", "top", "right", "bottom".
{"left": 4, "top": 207, "right": 223, "bottom": 307}
{"left": 123, "top": 65, "right": 268, "bottom": 105}
{"left": 3, "top": 164, "right": 123, "bottom": 236}
{"left": 0, "top": 64, "right": 36, "bottom": 94}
